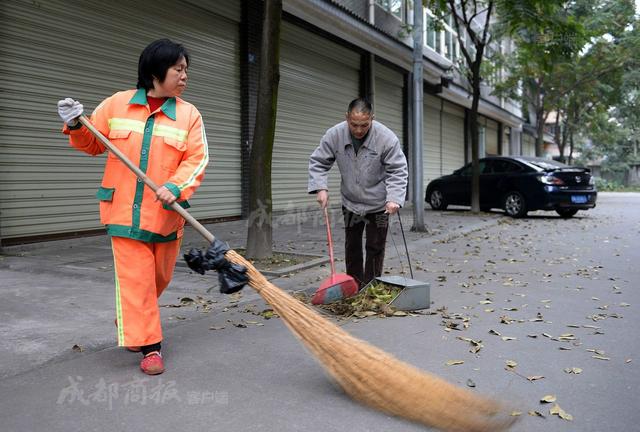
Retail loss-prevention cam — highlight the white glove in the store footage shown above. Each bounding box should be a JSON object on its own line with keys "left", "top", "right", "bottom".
{"left": 57, "top": 98, "right": 83, "bottom": 126}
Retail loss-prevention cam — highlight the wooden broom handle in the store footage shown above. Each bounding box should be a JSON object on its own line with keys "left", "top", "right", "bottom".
{"left": 77, "top": 115, "right": 215, "bottom": 244}
{"left": 323, "top": 206, "right": 336, "bottom": 275}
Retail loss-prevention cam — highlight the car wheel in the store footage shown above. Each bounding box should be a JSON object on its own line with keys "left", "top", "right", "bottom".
{"left": 429, "top": 189, "right": 448, "bottom": 210}
{"left": 503, "top": 191, "right": 527, "bottom": 218}
{"left": 556, "top": 208, "right": 578, "bottom": 218}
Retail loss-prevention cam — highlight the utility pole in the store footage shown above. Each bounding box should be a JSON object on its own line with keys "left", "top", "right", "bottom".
{"left": 411, "top": 1, "right": 425, "bottom": 231}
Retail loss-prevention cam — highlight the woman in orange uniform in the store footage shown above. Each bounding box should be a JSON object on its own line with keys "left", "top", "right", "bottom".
{"left": 57, "top": 39, "right": 208, "bottom": 375}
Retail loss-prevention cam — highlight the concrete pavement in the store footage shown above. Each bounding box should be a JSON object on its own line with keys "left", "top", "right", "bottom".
{"left": 1, "top": 193, "right": 639, "bottom": 431}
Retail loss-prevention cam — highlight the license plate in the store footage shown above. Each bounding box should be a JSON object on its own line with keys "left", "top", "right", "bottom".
{"left": 571, "top": 195, "right": 588, "bottom": 204}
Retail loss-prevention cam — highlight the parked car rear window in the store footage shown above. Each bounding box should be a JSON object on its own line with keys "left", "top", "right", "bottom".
{"left": 518, "top": 158, "right": 568, "bottom": 170}
{"left": 492, "top": 160, "right": 522, "bottom": 173}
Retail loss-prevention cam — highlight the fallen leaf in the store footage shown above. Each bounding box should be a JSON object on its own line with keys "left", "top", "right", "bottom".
{"left": 528, "top": 410, "right": 545, "bottom": 417}
{"left": 592, "top": 355, "right": 610, "bottom": 361}
{"left": 393, "top": 311, "right": 408, "bottom": 317}
{"left": 209, "top": 326, "right": 225, "bottom": 330}
{"left": 445, "top": 360, "right": 465, "bottom": 366}
{"left": 550, "top": 403, "right": 573, "bottom": 421}
{"left": 505, "top": 360, "right": 518, "bottom": 368}
{"left": 501, "top": 336, "right": 517, "bottom": 341}
{"left": 72, "top": 344, "right": 83, "bottom": 353}
{"left": 466, "top": 379, "right": 476, "bottom": 387}
{"left": 489, "top": 329, "right": 502, "bottom": 336}
{"left": 510, "top": 411, "right": 522, "bottom": 416}
{"left": 527, "top": 375, "right": 545, "bottom": 381}
{"left": 564, "top": 367, "right": 582, "bottom": 374}
{"left": 540, "top": 395, "right": 557, "bottom": 403}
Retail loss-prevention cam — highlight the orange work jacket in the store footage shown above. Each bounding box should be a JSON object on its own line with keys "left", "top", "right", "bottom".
{"left": 64, "top": 88, "right": 209, "bottom": 242}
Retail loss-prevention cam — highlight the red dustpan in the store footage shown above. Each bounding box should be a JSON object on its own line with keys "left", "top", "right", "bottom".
{"left": 311, "top": 207, "right": 359, "bottom": 305}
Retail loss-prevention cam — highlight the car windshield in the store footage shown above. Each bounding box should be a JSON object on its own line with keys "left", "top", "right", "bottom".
{"left": 517, "top": 158, "right": 568, "bottom": 170}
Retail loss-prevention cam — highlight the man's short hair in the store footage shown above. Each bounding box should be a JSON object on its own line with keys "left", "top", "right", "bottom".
{"left": 347, "top": 98, "right": 373, "bottom": 116}
{"left": 137, "top": 39, "right": 190, "bottom": 91}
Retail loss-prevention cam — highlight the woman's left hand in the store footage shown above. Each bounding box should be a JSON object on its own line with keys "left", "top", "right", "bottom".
{"left": 156, "top": 186, "right": 177, "bottom": 205}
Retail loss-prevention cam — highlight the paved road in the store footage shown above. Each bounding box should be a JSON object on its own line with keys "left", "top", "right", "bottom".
{"left": 0, "top": 193, "right": 638, "bottom": 431}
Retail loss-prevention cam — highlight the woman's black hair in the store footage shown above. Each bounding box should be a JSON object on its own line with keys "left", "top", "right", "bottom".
{"left": 137, "top": 39, "right": 190, "bottom": 91}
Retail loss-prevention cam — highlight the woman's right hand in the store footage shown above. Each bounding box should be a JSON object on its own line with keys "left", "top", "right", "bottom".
{"left": 57, "top": 98, "right": 83, "bottom": 126}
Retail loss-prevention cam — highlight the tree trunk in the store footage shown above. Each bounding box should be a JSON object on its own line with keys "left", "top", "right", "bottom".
{"left": 553, "top": 110, "right": 561, "bottom": 156}
{"left": 246, "top": 0, "right": 282, "bottom": 259}
{"left": 535, "top": 106, "right": 546, "bottom": 157}
{"left": 559, "top": 115, "right": 569, "bottom": 163}
{"left": 568, "top": 131, "right": 575, "bottom": 165}
{"left": 470, "top": 65, "right": 482, "bottom": 214}
{"left": 533, "top": 79, "right": 546, "bottom": 157}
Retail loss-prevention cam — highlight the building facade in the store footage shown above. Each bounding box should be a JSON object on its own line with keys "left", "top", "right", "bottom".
{"left": 0, "top": 0, "right": 525, "bottom": 245}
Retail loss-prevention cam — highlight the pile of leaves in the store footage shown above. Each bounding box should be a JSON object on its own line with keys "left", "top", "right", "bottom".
{"left": 318, "top": 281, "right": 405, "bottom": 318}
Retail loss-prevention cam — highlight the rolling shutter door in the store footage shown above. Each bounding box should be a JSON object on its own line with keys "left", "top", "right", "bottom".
{"left": 502, "top": 127, "right": 511, "bottom": 156}
{"left": 423, "top": 94, "right": 441, "bottom": 185}
{"left": 0, "top": 0, "right": 241, "bottom": 240}
{"left": 273, "top": 22, "right": 360, "bottom": 212}
{"left": 485, "top": 118, "right": 499, "bottom": 155}
{"left": 374, "top": 63, "right": 404, "bottom": 146}
{"left": 441, "top": 101, "right": 465, "bottom": 175}
{"left": 522, "top": 133, "right": 536, "bottom": 156}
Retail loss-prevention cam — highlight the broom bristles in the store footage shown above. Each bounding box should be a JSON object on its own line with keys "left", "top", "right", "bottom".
{"left": 227, "top": 250, "right": 516, "bottom": 432}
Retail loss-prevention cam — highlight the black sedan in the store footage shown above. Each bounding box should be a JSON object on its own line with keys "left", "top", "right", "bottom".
{"left": 425, "top": 156, "right": 597, "bottom": 218}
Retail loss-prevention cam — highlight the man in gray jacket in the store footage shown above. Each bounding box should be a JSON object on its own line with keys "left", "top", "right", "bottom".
{"left": 308, "top": 98, "right": 408, "bottom": 287}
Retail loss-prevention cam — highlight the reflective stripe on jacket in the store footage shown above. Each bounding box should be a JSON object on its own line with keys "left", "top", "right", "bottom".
{"left": 63, "top": 89, "right": 209, "bottom": 242}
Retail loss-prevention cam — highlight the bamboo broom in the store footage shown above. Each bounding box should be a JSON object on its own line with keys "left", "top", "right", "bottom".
{"left": 78, "top": 115, "right": 516, "bottom": 432}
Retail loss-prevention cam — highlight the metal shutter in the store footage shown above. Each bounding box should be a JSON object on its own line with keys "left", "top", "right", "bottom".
{"left": 441, "top": 101, "right": 465, "bottom": 175}
{"left": 272, "top": 22, "right": 360, "bottom": 212}
{"left": 522, "top": 133, "right": 536, "bottom": 156}
{"left": 374, "top": 63, "right": 404, "bottom": 146}
{"left": 502, "top": 127, "right": 511, "bottom": 156}
{"left": 423, "top": 94, "right": 441, "bottom": 185}
{"left": 485, "top": 118, "right": 499, "bottom": 155}
{"left": 0, "top": 0, "right": 241, "bottom": 240}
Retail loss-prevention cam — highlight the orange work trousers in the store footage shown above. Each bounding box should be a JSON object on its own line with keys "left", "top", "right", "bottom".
{"left": 111, "top": 236, "right": 181, "bottom": 347}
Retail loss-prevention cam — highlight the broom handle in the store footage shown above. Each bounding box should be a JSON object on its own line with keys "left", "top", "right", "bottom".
{"left": 396, "top": 211, "right": 413, "bottom": 279}
{"left": 77, "top": 115, "right": 215, "bottom": 244}
{"left": 323, "top": 207, "right": 336, "bottom": 275}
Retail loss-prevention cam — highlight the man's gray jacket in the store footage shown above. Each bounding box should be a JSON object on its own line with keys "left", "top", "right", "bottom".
{"left": 308, "top": 120, "right": 408, "bottom": 215}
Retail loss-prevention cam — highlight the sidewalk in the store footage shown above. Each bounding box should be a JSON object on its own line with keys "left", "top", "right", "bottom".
{"left": 0, "top": 206, "right": 502, "bottom": 379}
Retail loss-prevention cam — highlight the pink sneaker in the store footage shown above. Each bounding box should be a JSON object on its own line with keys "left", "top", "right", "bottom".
{"left": 140, "top": 352, "right": 164, "bottom": 375}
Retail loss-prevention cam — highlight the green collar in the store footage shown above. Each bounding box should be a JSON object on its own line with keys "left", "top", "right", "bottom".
{"left": 129, "top": 88, "right": 177, "bottom": 121}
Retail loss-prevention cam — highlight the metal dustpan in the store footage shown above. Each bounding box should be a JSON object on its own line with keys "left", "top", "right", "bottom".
{"left": 364, "top": 275, "right": 431, "bottom": 311}
{"left": 363, "top": 212, "right": 431, "bottom": 311}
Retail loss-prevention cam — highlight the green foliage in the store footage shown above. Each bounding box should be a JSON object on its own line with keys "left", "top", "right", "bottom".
{"left": 594, "top": 178, "right": 640, "bottom": 192}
